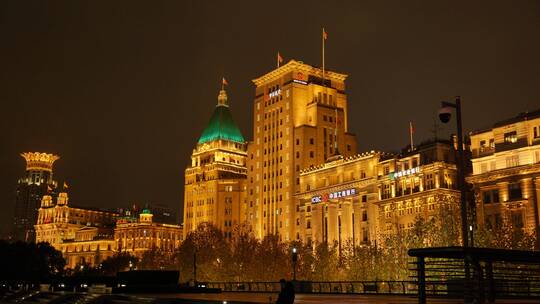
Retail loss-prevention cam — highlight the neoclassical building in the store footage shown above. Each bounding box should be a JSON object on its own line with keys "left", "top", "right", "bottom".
{"left": 183, "top": 87, "right": 247, "bottom": 239}
{"left": 295, "top": 140, "right": 461, "bottom": 247}
{"left": 468, "top": 109, "right": 540, "bottom": 240}
{"left": 115, "top": 209, "right": 183, "bottom": 258}
{"left": 34, "top": 192, "right": 118, "bottom": 268}
{"left": 375, "top": 141, "right": 461, "bottom": 244}
{"left": 296, "top": 152, "right": 381, "bottom": 246}
{"left": 58, "top": 226, "right": 117, "bottom": 269}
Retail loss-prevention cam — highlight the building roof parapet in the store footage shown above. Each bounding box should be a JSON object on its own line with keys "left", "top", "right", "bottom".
{"left": 470, "top": 108, "right": 540, "bottom": 135}
{"left": 252, "top": 59, "right": 347, "bottom": 86}
{"left": 300, "top": 150, "right": 385, "bottom": 175}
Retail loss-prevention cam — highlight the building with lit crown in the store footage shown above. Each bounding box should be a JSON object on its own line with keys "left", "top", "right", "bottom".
{"left": 468, "top": 109, "right": 540, "bottom": 240}
{"left": 246, "top": 60, "right": 357, "bottom": 241}
{"left": 115, "top": 209, "right": 183, "bottom": 258}
{"left": 13, "top": 152, "right": 59, "bottom": 241}
{"left": 183, "top": 87, "right": 247, "bottom": 238}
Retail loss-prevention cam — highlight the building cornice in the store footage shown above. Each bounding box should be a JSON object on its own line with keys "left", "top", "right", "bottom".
{"left": 300, "top": 151, "right": 383, "bottom": 175}
{"left": 467, "top": 163, "right": 540, "bottom": 184}
{"left": 252, "top": 59, "right": 348, "bottom": 86}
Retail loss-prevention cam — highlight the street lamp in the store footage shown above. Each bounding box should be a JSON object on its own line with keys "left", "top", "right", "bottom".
{"left": 291, "top": 247, "right": 298, "bottom": 281}
{"left": 440, "top": 96, "right": 474, "bottom": 298}
{"left": 438, "top": 96, "right": 470, "bottom": 248}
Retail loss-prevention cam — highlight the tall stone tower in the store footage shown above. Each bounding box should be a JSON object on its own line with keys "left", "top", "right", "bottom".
{"left": 13, "top": 152, "right": 59, "bottom": 241}
{"left": 183, "top": 87, "right": 248, "bottom": 239}
{"left": 246, "top": 60, "right": 357, "bottom": 241}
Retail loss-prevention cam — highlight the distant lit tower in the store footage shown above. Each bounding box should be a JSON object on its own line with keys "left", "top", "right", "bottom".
{"left": 13, "top": 152, "right": 59, "bottom": 242}
{"left": 183, "top": 84, "right": 248, "bottom": 239}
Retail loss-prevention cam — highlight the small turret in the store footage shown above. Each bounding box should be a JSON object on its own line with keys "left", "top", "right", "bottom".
{"left": 140, "top": 209, "right": 153, "bottom": 223}
{"left": 217, "top": 89, "right": 228, "bottom": 107}
{"left": 41, "top": 195, "right": 53, "bottom": 208}
{"left": 57, "top": 192, "right": 69, "bottom": 206}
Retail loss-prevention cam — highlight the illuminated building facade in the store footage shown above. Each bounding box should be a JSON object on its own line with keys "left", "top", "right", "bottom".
{"left": 58, "top": 227, "right": 116, "bottom": 269}
{"left": 183, "top": 88, "right": 247, "bottom": 238}
{"left": 34, "top": 192, "right": 118, "bottom": 268}
{"left": 295, "top": 140, "right": 460, "bottom": 246}
{"left": 115, "top": 209, "right": 183, "bottom": 258}
{"left": 246, "top": 60, "right": 357, "bottom": 241}
{"left": 296, "top": 152, "right": 381, "bottom": 246}
{"left": 468, "top": 110, "right": 540, "bottom": 236}
{"left": 375, "top": 141, "right": 460, "bottom": 243}
{"left": 13, "top": 152, "right": 59, "bottom": 241}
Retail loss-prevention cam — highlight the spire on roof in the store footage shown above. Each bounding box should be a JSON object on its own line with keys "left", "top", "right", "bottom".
{"left": 197, "top": 85, "right": 245, "bottom": 145}
{"left": 217, "top": 88, "right": 228, "bottom": 107}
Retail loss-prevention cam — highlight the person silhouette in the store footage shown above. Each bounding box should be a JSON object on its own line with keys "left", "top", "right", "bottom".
{"left": 276, "top": 279, "right": 295, "bottom": 304}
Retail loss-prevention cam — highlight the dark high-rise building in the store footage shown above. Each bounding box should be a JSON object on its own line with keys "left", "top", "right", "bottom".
{"left": 13, "top": 152, "right": 59, "bottom": 242}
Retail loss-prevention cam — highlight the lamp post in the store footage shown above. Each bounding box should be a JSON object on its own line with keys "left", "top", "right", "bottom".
{"left": 439, "top": 96, "right": 473, "bottom": 301}
{"left": 291, "top": 247, "right": 298, "bottom": 281}
{"left": 438, "top": 96, "right": 470, "bottom": 248}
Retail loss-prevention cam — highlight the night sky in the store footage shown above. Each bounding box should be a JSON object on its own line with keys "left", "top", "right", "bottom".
{"left": 1, "top": 1, "right": 539, "bottom": 235}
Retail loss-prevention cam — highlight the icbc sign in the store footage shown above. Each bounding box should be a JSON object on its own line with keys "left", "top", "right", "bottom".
{"left": 311, "top": 188, "right": 356, "bottom": 204}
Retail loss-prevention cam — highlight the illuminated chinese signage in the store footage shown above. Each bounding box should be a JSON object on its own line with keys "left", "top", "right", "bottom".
{"left": 390, "top": 166, "right": 421, "bottom": 180}
{"left": 311, "top": 188, "right": 357, "bottom": 204}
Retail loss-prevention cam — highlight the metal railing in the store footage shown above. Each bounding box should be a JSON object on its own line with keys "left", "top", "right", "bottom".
{"left": 409, "top": 246, "right": 540, "bottom": 304}
{"left": 207, "top": 280, "right": 416, "bottom": 295}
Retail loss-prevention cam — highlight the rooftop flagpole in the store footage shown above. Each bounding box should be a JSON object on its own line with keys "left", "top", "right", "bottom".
{"left": 322, "top": 27, "right": 326, "bottom": 84}
{"left": 410, "top": 121, "right": 415, "bottom": 151}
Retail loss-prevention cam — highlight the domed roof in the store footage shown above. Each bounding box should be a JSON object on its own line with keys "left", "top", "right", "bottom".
{"left": 197, "top": 89, "right": 245, "bottom": 145}
{"left": 141, "top": 208, "right": 152, "bottom": 215}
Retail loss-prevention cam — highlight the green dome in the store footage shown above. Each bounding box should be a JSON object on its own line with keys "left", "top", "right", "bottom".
{"left": 197, "top": 90, "right": 245, "bottom": 145}
{"left": 141, "top": 208, "right": 152, "bottom": 215}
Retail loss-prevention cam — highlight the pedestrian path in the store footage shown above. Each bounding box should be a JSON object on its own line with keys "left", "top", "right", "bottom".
{"left": 158, "top": 292, "right": 540, "bottom": 304}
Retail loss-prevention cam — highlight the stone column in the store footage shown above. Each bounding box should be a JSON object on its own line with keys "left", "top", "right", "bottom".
{"left": 521, "top": 178, "right": 534, "bottom": 231}
{"left": 352, "top": 198, "right": 363, "bottom": 246}
{"left": 498, "top": 181, "right": 509, "bottom": 202}
{"left": 341, "top": 199, "right": 353, "bottom": 244}
{"left": 327, "top": 202, "right": 338, "bottom": 245}
{"left": 311, "top": 203, "right": 322, "bottom": 244}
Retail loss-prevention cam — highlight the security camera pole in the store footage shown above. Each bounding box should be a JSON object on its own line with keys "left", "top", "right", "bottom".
{"left": 440, "top": 96, "right": 469, "bottom": 248}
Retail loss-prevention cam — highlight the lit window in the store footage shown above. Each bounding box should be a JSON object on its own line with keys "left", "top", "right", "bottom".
{"left": 504, "top": 131, "right": 517, "bottom": 143}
